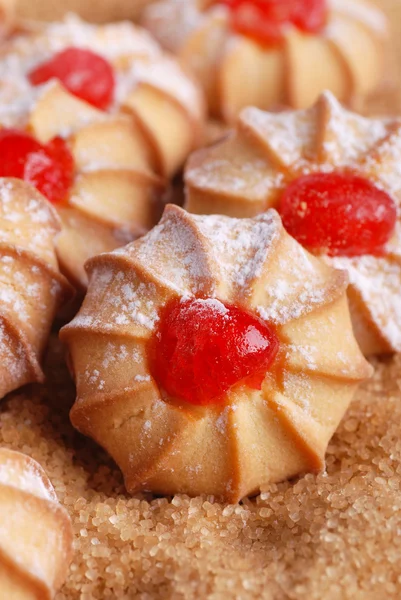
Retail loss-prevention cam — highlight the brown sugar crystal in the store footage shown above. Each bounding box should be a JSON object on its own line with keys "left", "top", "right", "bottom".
{"left": 0, "top": 335, "right": 400, "bottom": 599}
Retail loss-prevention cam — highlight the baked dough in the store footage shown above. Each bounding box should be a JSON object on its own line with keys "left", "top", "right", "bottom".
{"left": 0, "top": 16, "right": 205, "bottom": 288}
{"left": 61, "top": 205, "right": 371, "bottom": 502}
{"left": 0, "top": 447, "right": 73, "bottom": 599}
{"left": 0, "top": 178, "right": 72, "bottom": 400}
{"left": 185, "top": 91, "right": 401, "bottom": 355}
{"left": 143, "top": 0, "right": 387, "bottom": 122}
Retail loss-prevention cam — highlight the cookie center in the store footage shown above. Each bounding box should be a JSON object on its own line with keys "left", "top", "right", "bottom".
{"left": 150, "top": 297, "right": 280, "bottom": 406}
{"left": 0, "top": 129, "right": 74, "bottom": 204}
{"left": 216, "top": 0, "right": 327, "bottom": 46}
{"left": 278, "top": 172, "right": 397, "bottom": 257}
{"left": 28, "top": 47, "right": 115, "bottom": 110}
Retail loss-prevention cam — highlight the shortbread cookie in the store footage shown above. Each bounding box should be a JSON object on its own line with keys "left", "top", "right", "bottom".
{"left": 0, "top": 178, "right": 72, "bottom": 400}
{"left": 0, "top": 16, "right": 204, "bottom": 288}
{"left": 143, "top": 0, "right": 387, "bottom": 122}
{"left": 0, "top": 448, "right": 73, "bottom": 599}
{"left": 185, "top": 91, "right": 401, "bottom": 355}
{"left": 61, "top": 205, "right": 371, "bottom": 502}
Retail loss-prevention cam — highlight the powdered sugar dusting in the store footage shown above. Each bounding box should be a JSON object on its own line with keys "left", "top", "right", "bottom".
{"left": 0, "top": 179, "right": 59, "bottom": 270}
{"left": 241, "top": 103, "right": 320, "bottom": 170}
{"left": 321, "top": 92, "right": 389, "bottom": 165}
{"left": 192, "top": 297, "right": 229, "bottom": 315}
{"left": 0, "top": 451, "right": 55, "bottom": 502}
{"left": 0, "top": 14, "right": 201, "bottom": 126}
{"left": 70, "top": 205, "right": 347, "bottom": 350}
{"left": 0, "top": 320, "right": 30, "bottom": 385}
{"left": 362, "top": 125, "right": 401, "bottom": 199}
{"left": 62, "top": 200, "right": 371, "bottom": 499}
{"left": 0, "top": 178, "right": 66, "bottom": 397}
{"left": 331, "top": 254, "right": 401, "bottom": 351}
{"left": 188, "top": 90, "right": 401, "bottom": 351}
{"left": 72, "top": 207, "right": 326, "bottom": 355}
{"left": 75, "top": 265, "right": 161, "bottom": 336}
{"left": 131, "top": 208, "right": 215, "bottom": 297}
{"left": 143, "top": 0, "right": 204, "bottom": 53}
{"left": 121, "top": 56, "right": 202, "bottom": 121}
{"left": 258, "top": 244, "right": 341, "bottom": 325}
{"left": 195, "top": 210, "right": 280, "bottom": 298}
{"left": 186, "top": 138, "right": 284, "bottom": 201}
{"left": 0, "top": 178, "right": 53, "bottom": 227}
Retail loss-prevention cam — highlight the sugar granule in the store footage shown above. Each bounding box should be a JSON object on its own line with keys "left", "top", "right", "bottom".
{"left": 0, "top": 336, "right": 401, "bottom": 599}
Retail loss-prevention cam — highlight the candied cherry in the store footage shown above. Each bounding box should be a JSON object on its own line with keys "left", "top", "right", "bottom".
{"left": 0, "top": 129, "right": 74, "bottom": 204}
{"left": 217, "top": 0, "right": 327, "bottom": 46}
{"left": 28, "top": 47, "right": 115, "bottom": 110}
{"left": 291, "top": 0, "right": 328, "bottom": 32}
{"left": 279, "top": 172, "right": 397, "bottom": 257}
{"left": 150, "top": 297, "right": 279, "bottom": 406}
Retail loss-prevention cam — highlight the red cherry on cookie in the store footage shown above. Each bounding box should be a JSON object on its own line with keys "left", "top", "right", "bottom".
{"left": 150, "top": 297, "right": 279, "bottom": 406}
{"left": 28, "top": 47, "right": 115, "bottom": 110}
{"left": 279, "top": 172, "right": 397, "bottom": 257}
{"left": 291, "top": 0, "right": 328, "bottom": 32}
{"left": 218, "top": 0, "right": 327, "bottom": 46}
{"left": 0, "top": 129, "right": 74, "bottom": 204}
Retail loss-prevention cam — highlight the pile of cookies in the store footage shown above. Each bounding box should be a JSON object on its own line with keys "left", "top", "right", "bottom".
{"left": 0, "top": 1, "right": 400, "bottom": 597}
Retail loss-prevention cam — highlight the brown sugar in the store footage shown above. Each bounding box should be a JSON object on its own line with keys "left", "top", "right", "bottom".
{"left": 1, "top": 335, "right": 401, "bottom": 599}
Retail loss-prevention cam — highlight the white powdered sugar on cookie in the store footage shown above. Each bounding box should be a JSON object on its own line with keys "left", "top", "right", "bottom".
{"left": 0, "top": 14, "right": 203, "bottom": 126}
{"left": 241, "top": 104, "right": 321, "bottom": 170}
{"left": 194, "top": 211, "right": 280, "bottom": 289}
{"left": 185, "top": 91, "right": 401, "bottom": 354}
{"left": 142, "top": 0, "right": 205, "bottom": 53}
{"left": 0, "top": 178, "right": 71, "bottom": 399}
{"left": 61, "top": 203, "right": 371, "bottom": 503}
{"left": 143, "top": 0, "right": 387, "bottom": 122}
{"left": 0, "top": 16, "right": 204, "bottom": 289}
{"left": 0, "top": 451, "right": 56, "bottom": 501}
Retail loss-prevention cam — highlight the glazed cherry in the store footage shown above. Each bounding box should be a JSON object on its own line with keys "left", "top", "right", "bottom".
{"left": 291, "top": 0, "right": 328, "bottom": 32}
{"left": 279, "top": 172, "right": 397, "bottom": 257}
{"left": 150, "top": 297, "right": 279, "bottom": 406}
{"left": 28, "top": 47, "right": 115, "bottom": 110}
{"left": 0, "top": 129, "right": 74, "bottom": 204}
{"left": 218, "top": 0, "right": 327, "bottom": 46}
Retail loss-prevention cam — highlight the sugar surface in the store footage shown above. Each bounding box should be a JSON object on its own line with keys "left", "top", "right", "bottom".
{"left": 1, "top": 337, "right": 400, "bottom": 599}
